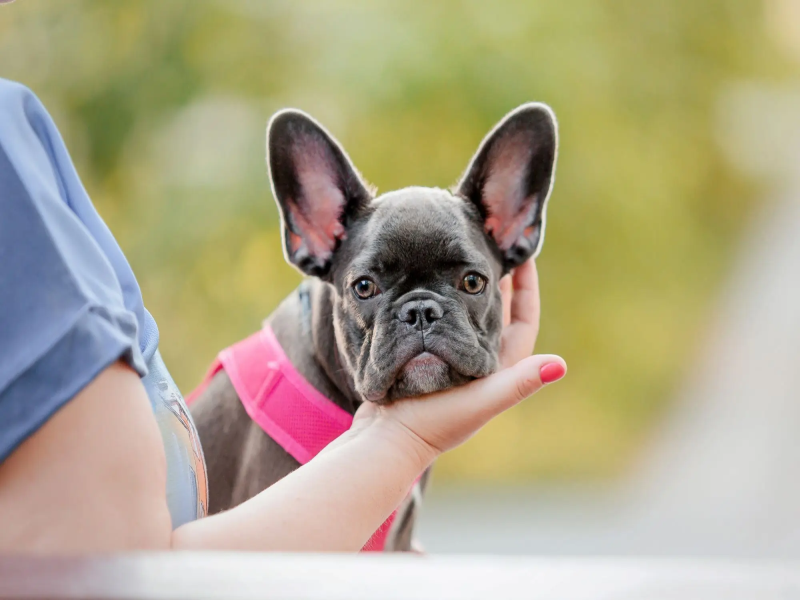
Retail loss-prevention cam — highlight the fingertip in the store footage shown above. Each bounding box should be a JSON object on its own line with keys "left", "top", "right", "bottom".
{"left": 518, "top": 354, "right": 567, "bottom": 385}
{"left": 514, "top": 257, "right": 536, "bottom": 279}
{"left": 510, "top": 257, "right": 539, "bottom": 297}
{"left": 540, "top": 362, "right": 566, "bottom": 384}
{"left": 539, "top": 354, "right": 567, "bottom": 370}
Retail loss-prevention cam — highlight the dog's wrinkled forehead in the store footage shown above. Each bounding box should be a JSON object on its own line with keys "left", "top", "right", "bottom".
{"left": 351, "top": 188, "right": 495, "bottom": 277}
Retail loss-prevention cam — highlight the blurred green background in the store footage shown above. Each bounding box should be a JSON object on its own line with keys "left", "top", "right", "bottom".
{"left": 0, "top": 0, "right": 792, "bottom": 483}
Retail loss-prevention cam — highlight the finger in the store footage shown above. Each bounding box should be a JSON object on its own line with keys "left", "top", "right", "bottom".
{"left": 499, "top": 260, "right": 541, "bottom": 368}
{"left": 499, "top": 274, "right": 512, "bottom": 327}
{"left": 509, "top": 258, "right": 540, "bottom": 328}
{"left": 382, "top": 354, "right": 567, "bottom": 458}
{"left": 440, "top": 354, "right": 567, "bottom": 426}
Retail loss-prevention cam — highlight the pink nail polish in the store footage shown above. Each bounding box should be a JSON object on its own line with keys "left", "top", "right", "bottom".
{"left": 540, "top": 363, "right": 566, "bottom": 384}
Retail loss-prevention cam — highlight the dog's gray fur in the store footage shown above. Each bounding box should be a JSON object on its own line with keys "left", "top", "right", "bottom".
{"left": 190, "top": 103, "right": 558, "bottom": 550}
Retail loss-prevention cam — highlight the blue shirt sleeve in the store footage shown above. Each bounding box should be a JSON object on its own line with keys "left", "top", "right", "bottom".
{"left": 0, "top": 79, "right": 157, "bottom": 463}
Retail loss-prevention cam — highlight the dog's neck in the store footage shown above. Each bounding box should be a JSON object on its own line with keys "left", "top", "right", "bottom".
{"left": 267, "top": 280, "right": 362, "bottom": 414}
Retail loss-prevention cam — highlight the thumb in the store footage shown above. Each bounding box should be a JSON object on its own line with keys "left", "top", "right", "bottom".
{"left": 459, "top": 354, "right": 567, "bottom": 419}
{"left": 364, "top": 353, "right": 568, "bottom": 460}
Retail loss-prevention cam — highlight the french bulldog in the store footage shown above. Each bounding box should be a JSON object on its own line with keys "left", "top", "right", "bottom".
{"left": 190, "top": 102, "right": 558, "bottom": 551}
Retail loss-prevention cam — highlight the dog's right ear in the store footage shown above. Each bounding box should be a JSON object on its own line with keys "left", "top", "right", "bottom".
{"left": 457, "top": 103, "right": 558, "bottom": 271}
{"left": 267, "top": 110, "right": 372, "bottom": 278}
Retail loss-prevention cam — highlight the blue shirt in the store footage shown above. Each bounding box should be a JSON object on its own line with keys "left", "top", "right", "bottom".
{"left": 0, "top": 79, "right": 207, "bottom": 528}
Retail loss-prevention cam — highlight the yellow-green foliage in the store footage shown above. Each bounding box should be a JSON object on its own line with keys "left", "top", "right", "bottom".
{"left": 0, "top": 0, "right": 789, "bottom": 482}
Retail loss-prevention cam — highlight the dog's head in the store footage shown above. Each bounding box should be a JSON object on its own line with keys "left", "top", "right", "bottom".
{"left": 267, "top": 104, "right": 558, "bottom": 403}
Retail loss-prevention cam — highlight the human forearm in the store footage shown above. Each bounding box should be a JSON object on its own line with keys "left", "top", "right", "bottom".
{"left": 0, "top": 360, "right": 423, "bottom": 555}
{"left": 171, "top": 420, "right": 427, "bottom": 552}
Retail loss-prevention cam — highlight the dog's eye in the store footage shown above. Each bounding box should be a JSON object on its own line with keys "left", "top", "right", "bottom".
{"left": 462, "top": 273, "right": 487, "bottom": 295}
{"left": 353, "top": 278, "right": 378, "bottom": 299}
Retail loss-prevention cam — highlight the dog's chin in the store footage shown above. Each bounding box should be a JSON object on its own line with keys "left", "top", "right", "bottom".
{"left": 379, "top": 352, "right": 471, "bottom": 403}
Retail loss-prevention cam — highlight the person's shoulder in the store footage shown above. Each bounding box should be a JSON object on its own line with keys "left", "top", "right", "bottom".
{"left": 0, "top": 77, "right": 31, "bottom": 96}
{"left": 0, "top": 78, "right": 53, "bottom": 159}
{"left": 0, "top": 78, "right": 41, "bottom": 114}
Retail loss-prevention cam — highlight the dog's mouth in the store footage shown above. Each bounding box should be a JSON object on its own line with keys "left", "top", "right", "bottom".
{"left": 380, "top": 351, "right": 473, "bottom": 403}
{"left": 358, "top": 328, "right": 497, "bottom": 405}
{"left": 399, "top": 352, "right": 449, "bottom": 384}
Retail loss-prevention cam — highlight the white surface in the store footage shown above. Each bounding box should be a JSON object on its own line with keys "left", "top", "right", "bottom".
{"left": 3, "top": 554, "right": 799, "bottom": 600}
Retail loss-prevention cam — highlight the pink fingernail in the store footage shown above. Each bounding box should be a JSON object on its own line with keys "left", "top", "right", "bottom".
{"left": 540, "top": 363, "right": 566, "bottom": 384}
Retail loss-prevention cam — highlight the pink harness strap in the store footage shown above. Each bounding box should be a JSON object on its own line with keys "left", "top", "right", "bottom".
{"left": 186, "top": 325, "right": 411, "bottom": 552}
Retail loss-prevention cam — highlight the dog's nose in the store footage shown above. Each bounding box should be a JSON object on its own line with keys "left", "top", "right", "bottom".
{"left": 399, "top": 299, "right": 444, "bottom": 331}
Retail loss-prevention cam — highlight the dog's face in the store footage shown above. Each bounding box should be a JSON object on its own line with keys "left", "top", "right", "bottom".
{"left": 267, "top": 104, "right": 558, "bottom": 403}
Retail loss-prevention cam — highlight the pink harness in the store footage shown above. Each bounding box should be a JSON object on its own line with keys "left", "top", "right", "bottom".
{"left": 186, "top": 324, "right": 412, "bottom": 552}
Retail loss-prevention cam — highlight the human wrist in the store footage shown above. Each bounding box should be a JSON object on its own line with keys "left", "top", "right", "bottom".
{"left": 360, "top": 415, "right": 439, "bottom": 474}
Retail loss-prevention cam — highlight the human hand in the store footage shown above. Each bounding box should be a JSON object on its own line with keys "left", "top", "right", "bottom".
{"left": 352, "top": 258, "right": 566, "bottom": 468}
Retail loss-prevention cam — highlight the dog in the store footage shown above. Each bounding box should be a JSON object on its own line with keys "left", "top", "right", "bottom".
{"left": 189, "top": 102, "right": 558, "bottom": 551}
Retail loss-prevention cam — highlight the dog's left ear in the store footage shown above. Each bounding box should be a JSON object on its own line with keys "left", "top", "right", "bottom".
{"left": 267, "top": 109, "right": 372, "bottom": 278}
{"left": 457, "top": 103, "right": 558, "bottom": 271}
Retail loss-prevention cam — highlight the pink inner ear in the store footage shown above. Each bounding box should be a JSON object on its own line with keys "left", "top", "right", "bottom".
{"left": 482, "top": 135, "right": 535, "bottom": 251}
{"left": 288, "top": 139, "right": 349, "bottom": 259}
